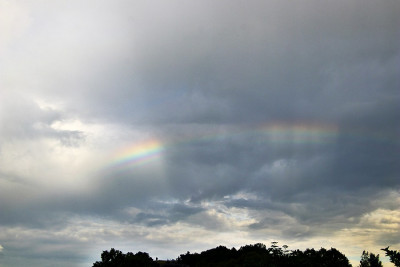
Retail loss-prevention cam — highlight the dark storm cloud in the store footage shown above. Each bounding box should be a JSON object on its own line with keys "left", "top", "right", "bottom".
{"left": 114, "top": 0, "right": 400, "bottom": 124}
{"left": 126, "top": 202, "right": 205, "bottom": 227}
{"left": 9, "top": 0, "right": 398, "bottom": 125}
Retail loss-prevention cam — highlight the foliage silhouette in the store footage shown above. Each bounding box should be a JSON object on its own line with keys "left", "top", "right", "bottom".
{"left": 359, "top": 250, "right": 383, "bottom": 267}
{"left": 381, "top": 247, "right": 400, "bottom": 267}
{"left": 92, "top": 243, "right": 398, "bottom": 267}
{"left": 176, "top": 242, "right": 352, "bottom": 267}
{"left": 92, "top": 248, "right": 158, "bottom": 267}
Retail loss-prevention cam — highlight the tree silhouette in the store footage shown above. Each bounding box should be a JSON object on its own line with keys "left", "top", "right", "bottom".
{"left": 176, "top": 242, "right": 352, "bottom": 267}
{"left": 288, "top": 247, "right": 352, "bottom": 267}
{"left": 93, "top": 244, "right": 400, "bottom": 267}
{"left": 381, "top": 247, "right": 400, "bottom": 267}
{"left": 359, "top": 250, "right": 383, "bottom": 267}
{"left": 93, "top": 248, "right": 125, "bottom": 267}
{"left": 92, "top": 248, "right": 158, "bottom": 267}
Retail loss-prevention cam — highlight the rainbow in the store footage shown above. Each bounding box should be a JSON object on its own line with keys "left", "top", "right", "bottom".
{"left": 107, "top": 122, "right": 398, "bottom": 170}
{"left": 160, "top": 122, "right": 339, "bottom": 147}
{"left": 250, "top": 123, "right": 338, "bottom": 144}
{"left": 109, "top": 139, "right": 164, "bottom": 169}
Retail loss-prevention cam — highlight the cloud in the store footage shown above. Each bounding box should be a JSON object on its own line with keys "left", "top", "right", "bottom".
{"left": 0, "top": 0, "right": 399, "bottom": 266}
{"left": 3, "top": 0, "right": 398, "bottom": 124}
{"left": 0, "top": 0, "right": 31, "bottom": 52}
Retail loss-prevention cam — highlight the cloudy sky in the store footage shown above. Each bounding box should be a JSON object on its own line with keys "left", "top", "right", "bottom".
{"left": 1, "top": 0, "right": 399, "bottom": 266}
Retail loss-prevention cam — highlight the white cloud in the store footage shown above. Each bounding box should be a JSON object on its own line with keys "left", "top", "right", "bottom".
{"left": 0, "top": 0, "right": 31, "bottom": 51}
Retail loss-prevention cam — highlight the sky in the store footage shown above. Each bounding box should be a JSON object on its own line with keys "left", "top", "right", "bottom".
{"left": 0, "top": 0, "right": 399, "bottom": 266}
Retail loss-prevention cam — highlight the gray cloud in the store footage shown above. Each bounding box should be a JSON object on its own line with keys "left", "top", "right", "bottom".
{"left": 0, "top": 0, "right": 399, "bottom": 266}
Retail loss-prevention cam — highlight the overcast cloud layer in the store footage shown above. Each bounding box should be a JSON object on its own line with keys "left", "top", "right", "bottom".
{"left": 0, "top": 0, "right": 399, "bottom": 266}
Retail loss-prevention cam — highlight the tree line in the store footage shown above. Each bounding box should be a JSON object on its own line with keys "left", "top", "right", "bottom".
{"left": 92, "top": 242, "right": 400, "bottom": 267}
